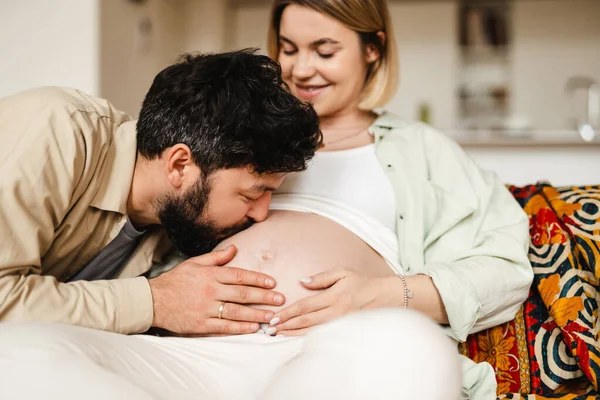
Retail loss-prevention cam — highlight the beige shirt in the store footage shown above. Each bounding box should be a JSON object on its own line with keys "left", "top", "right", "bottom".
{"left": 0, "top": 87, "right": 170, "bottom": 334}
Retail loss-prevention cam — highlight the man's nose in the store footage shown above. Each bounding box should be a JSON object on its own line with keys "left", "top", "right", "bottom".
{"left": 246, "top": 192, "right": 272, "bottom": 223}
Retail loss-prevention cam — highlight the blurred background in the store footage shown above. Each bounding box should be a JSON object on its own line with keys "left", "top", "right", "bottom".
{"left": 1, "top": 0, "right": 599, "bottom": 185}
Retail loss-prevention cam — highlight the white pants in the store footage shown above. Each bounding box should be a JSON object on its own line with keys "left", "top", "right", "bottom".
{"left": 0, "top": 309, "right": 466, "bottom": 400}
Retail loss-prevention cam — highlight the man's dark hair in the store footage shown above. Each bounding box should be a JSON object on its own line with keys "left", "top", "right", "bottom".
{"left": 137, "top": 49, "right": 322, "bottom": 175}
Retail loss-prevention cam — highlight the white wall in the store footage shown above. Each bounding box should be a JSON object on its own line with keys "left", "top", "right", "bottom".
{"left": 230, "top": 4, "right": 270, "bottom": 51}
{"left": 389, "top": 1, "right": 459, "bottom": 129}
{"left": 0, "top": 0, "right": 99, "bottom": 98}
{"left": 99, "top": 0, "right": 234, "bottom": 116}
{"left": 511, "top": 0, "right": 600, "bottom": 130}
{"left": 181, "top": 0, "right": 229, "bottom": 53}
{"left": 99, "top": 0, "right": 186, "bottom": 116}
{"left": 0, "top": 0, "right": 189, "bottom": 117}
{"left": 465, "top": 146, "right": 600, "bottom": 187}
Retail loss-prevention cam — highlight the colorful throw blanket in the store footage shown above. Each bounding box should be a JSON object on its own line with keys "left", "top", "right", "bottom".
{"left": 459, "top": 184, "right": 600, "bottom": 399}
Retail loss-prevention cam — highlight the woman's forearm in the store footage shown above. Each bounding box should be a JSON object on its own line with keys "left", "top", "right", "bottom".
{"left": 376, "top": 275, "right": 449, "bottom": 325}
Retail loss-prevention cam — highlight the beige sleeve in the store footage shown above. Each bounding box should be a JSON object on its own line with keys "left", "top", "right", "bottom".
{"left": 0, "top": 90, "right": 153, "bottom": 334}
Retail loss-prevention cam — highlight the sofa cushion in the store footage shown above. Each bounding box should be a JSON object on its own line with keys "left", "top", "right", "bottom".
{"left": 459, "top": 184, "right": 600, "bottom": 399}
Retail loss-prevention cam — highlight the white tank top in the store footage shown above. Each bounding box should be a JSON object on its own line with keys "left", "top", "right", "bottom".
{"left": 270, "top": 144, "right": 401, "bottom": 273}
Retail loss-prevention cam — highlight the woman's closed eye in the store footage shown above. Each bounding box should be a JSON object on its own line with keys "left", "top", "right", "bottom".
{"left": 280, "top": 41, "right": 297, "bottom": 56}
{"left": 282, "top": 49, "right": 335, "bottom": 59}
{"left": 280, "top": 42, "right": 336, "bottom": 59}
{"left": 317, "top": 52, "right": 335, "bottom": 59}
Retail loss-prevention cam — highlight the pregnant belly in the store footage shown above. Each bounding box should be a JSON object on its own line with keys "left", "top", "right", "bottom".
{"left": 213, "top": 210, "right": 395, "bottom": 314}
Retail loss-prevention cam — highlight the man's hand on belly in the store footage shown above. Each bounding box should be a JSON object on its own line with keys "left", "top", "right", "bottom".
{"left": 148, "top": 245, "right": 286, "bottom": 336}
{"left": 266, "top": 267, "right": 403, "bottom": 336}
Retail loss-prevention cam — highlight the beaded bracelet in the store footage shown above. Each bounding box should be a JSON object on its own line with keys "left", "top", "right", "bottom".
{"left": 396, "top": 274, "right": 414, "bottom": 310}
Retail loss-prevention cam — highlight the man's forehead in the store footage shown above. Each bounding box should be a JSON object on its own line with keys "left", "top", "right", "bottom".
{"left": 248, "top": 173, "right": 287, "bottom": 191}
{"left": 248, "top": 183, "right": 277, "bottom": 192}
{"left": 213, "top": 167, "right": 286, "bottom": 190}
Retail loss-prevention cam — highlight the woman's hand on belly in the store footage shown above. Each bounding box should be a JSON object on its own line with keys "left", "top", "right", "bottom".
{"left": 212, "top": 210, "right": 406, "bottom": 336}
{"left": 267, "top": 267, "right": 406, "bottom": 336}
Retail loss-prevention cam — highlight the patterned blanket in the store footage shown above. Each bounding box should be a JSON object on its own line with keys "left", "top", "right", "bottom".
{"left": 459, "top": 184, "right": 600, "bottom": 399}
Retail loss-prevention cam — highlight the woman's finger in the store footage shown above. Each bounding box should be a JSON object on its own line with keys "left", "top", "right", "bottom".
{"left": 269, "top": 307, "right": 332, "bottom": 334}
{"left": 300, "top": 267, "right": 349, "bottom": 290}
{"left": 270, "top": 293, "right": 330, "bottom": 325}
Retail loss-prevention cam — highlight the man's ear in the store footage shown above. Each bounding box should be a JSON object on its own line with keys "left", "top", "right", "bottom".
{"left": 365, "top": 31, "right": 386, "bottom": 64}
{"left": 163, "top": 144, "right": 194, "bottom": 189}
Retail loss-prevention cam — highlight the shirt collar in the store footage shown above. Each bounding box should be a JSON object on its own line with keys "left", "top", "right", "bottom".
{"left": 371, "top": 111, "right": 409, "bottom": 133}
{"left": 90, "top": 120, "right": 138, "bottom": 214}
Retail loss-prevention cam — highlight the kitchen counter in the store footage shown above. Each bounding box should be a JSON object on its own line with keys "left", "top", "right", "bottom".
{"left": 445, "top": 130, "right": 600, "bottom": 148}
{"left": 443, "top": 130, "right": 600, "bottom": 186}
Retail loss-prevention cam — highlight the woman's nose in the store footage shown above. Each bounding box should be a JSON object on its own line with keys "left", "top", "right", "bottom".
{"left": 292, "top": 53, "right": 316, "bottom": 80}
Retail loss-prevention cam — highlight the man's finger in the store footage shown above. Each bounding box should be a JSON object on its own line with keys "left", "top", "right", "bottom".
{"left": 300, "top": 267, "right": 347, "bottom": 290}
{"left": 219, "top": 302, "right": 274, "bottom": 323}
{"left": 204, "top": 319, "right": 259, "bottom": 335}
{"left": 271, "top": 294, "right": 329, "bottom": 325}
{"left": 188, "top": 245, "right": 237, "bottom": 266}
{"left": 216, "top": 266, "right": 277, "bottom": 289}
{"left": 219, "top": 285, "right": 285, "bottom": 306}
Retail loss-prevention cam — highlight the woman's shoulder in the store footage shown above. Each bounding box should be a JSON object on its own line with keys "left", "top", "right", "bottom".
{"left": 371, "top": 111, "right": 458, "bottom": 149}
{"left": 373, "top": 113, "right": 484, "bottom": 210}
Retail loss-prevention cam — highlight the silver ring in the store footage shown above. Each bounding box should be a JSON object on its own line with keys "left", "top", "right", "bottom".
{"left": 218, "top": 302, "right": 225, "bottom": 319}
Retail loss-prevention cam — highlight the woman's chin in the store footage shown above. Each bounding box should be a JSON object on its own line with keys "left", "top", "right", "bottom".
{"left": 310, "top": 101, "right": 335, "bottom": 118}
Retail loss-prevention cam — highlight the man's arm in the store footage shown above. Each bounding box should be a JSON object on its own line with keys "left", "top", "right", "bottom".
{"left": 0, "top": 89, "right": 287, "bottom": 335}
{"left": 0, "top": 275, "right": 153, "bottom": 333}
{"left": 0, "top": 89, "right": 153, "bottom": 333}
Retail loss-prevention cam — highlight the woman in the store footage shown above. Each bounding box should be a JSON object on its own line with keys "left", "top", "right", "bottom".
{"left": 260, "top": 0, "right": 533, "bottom": 338}
{"left": 216, "top": 0, "right": 533, "bottom": 397}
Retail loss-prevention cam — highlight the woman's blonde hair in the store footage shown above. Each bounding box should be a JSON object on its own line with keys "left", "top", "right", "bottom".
{"left": 267, "top": 0, "right": 399, "bottom": 110}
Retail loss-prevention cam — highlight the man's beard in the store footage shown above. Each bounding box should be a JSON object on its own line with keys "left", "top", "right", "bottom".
{"left": 156, "top": 176, "right": 254, "bottom": 258}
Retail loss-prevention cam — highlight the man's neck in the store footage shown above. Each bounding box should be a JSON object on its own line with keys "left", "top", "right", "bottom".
{"left": 126, "top": 154, "right": 162, "bottom": 228}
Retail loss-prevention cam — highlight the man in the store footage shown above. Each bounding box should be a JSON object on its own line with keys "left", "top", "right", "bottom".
{"left": 0, "top": 49, "right": 322, "bottom": 336}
